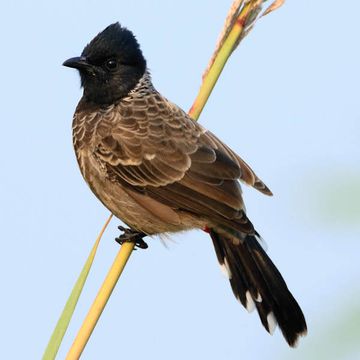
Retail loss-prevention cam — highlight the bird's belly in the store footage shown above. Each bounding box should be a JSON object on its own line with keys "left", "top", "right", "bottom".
{"left": 78, "top": 152, "right": 200, "bottom": 234}
{"left": 91, "top": 177, "right": 160, "bottom": 233}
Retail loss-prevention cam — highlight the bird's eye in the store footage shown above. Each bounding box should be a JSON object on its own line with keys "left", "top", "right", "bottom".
{"left": 105, "top": 58, "right": 117, "bottom": 70}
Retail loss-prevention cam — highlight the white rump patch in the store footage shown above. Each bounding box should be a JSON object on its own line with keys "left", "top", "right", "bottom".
{"left": 266, "top": 312, "right": 277, "bottom": 335}
{"left": 245, "top": 291, "right": 255, "bottom": 313}
{"left": 220, "top": 257, "right": 232, "bottom": 279}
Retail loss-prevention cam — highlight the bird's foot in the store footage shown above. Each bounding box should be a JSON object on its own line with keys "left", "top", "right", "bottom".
{"left": 115, "top": 226, "right": 148, "bottom": 249}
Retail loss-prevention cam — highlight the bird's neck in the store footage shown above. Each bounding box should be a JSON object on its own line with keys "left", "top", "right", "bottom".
{"left": 125, "top": 69, "right": 155, "bottom": 99}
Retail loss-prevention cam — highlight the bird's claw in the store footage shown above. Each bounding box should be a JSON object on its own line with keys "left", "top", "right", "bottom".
{"left": 115, "top": 226, "right": 148, "bottom": 249}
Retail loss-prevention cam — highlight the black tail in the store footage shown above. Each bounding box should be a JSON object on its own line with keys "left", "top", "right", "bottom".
{"left": 209, "top": 229, "right": 307, "bottom": 347}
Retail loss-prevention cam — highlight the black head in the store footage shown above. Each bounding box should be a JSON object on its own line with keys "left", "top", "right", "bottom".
{"left": 63, "top": 23, "right": 146, "bottom": 105}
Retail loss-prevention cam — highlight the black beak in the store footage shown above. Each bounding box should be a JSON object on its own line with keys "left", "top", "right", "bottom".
{"left": 63, "top": 56, "right": 90, "bottom": 70}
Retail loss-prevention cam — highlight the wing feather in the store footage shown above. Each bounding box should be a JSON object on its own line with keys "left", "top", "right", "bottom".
{"left": 93, "top": 92, "right": 271, "bottom": 231}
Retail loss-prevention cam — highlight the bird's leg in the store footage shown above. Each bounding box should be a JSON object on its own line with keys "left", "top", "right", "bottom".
{"left": 115, "top": 225, "right": 148, "bottom": 249}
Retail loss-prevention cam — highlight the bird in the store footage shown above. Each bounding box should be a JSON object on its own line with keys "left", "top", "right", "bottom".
{"left": 63, "top": 22, "right": 307, "bottom": 347}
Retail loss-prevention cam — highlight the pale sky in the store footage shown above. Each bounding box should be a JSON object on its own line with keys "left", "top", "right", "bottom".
{"left": 1, "top": 1, "right": 359, "bottom": 359}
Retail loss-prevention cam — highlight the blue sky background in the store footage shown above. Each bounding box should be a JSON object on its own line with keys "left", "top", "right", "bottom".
{"left": 1, "top": 1, "right": 359, "bottom": 359}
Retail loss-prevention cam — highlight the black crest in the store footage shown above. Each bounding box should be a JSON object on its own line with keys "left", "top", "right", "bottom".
{"left": 82, "top": 23, "right": 146, "bottom": 70}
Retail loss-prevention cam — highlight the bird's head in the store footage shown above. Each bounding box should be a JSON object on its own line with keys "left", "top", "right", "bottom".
{"left": 63, "top": 22, "right": 146, "bottom": 105}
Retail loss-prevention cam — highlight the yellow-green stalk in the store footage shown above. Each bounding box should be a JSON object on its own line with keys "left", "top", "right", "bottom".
{"left": 43, "top": 214, "right": 113, "bottom": 360}
{"left": 66, "top": 242, "right": 134, "bottom": 359}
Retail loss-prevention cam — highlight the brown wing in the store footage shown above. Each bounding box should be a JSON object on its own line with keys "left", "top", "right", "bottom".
{"left": 200, "top": 131, "right": 273, "bottom": 196}
{"left": 94, "top": 92, "right": 271, "bottom": 230}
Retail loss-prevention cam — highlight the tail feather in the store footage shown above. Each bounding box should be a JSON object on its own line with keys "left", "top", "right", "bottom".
{"left": 209, "top": 229, "right": 307, "bottom": 347}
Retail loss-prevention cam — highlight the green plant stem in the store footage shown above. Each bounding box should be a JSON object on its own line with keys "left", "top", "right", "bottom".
{"left": 189, "top": 2, "right": 252, "bottom": 120}
{"left": 42, "top": 214, "right": 113, "bottom": 360}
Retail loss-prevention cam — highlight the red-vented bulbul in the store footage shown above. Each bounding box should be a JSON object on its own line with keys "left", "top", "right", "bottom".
{"left": 63, "top": 23, "right": 307, "bottom": 347}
